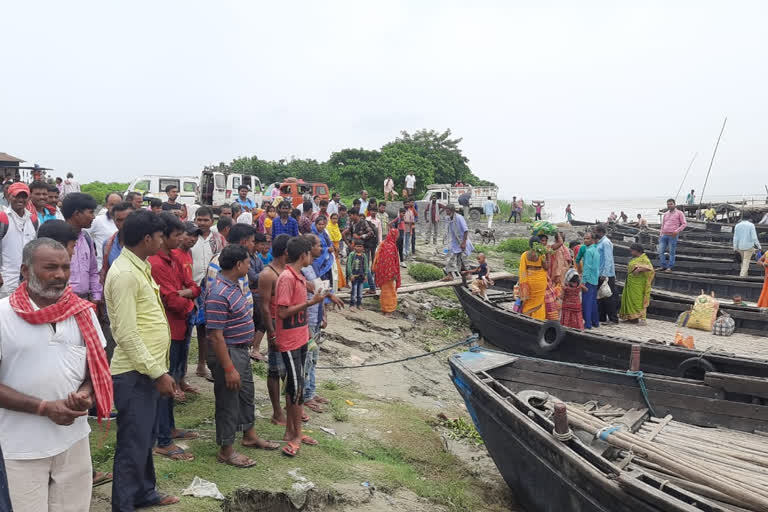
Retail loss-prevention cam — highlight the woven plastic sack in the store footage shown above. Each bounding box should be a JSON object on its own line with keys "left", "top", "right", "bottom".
{"left": 531, "top": 221, "right": 558, "bottom": 237}
{"left": 712, "top": 313, "right": 735, "bottom": 336}
{"left": 685, "top": 293, "right": 719, "bottom": 331}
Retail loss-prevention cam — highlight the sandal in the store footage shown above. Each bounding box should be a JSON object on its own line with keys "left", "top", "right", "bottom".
{"left": 171, "top": 429, "right": 199, "bottom": 440}
{"left": 92, "top": 471, "right": 112, "bottom": 487}
{"left": 301, "top": 411, "right": 310, "bottom": 423}
{"left": 301, "top": 435, "right": 318, "bottom": 446}
{"left": 154, "top": 446, "right": 195, "bottom": 461}
{"left": 242, "top": 439, "right": 280, "bottom": 450}
{"left": 217, "top": 451, "right": 257, "bottom": 468}
{"left": 305, "top": 401, "right": 323, "bottom": 413}
{"left": 145, "top": 493, "right": 180, "bottom": 507}
{"left": 282, "top": 441, "right": 300, "bottom": 457}
{"left": 180, "top": 383, "right": 199, "bottom": 394}
{"left": 314, "top": 396, "right": 330, "bottom": 404}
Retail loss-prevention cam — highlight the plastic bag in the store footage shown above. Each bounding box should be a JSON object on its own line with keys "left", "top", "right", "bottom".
{"left": 182, "top": 477, "right": 225, "bottom": 500}
{"left": 597, "top": 279, "right": 613, "bottom": 299}
{"left": 674, "top": 332, "right": 695, "bottom": 349}
{"left": 686, "top": 293, "right": 719, "bottom": 331}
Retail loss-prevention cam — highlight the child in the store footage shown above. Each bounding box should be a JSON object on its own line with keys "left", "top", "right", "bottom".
{"left": 264, "top": 205, "right": 276, "bottom": 238}
{"left": 149, "top": 197, "right": 163, "bottom": 214}
{"left": 391, "top": 207, "right": 406, "bottom": 262}
{"left": 464, "top": 253, "right": 494, "bottom": 299}
{"left": 346, "top": 240, "right": 368, "bottom": 311}
{"left": 561, "top": 268, "right": 585, "bottom": 330}
{"left": 258, "top": 240, "right": 273, "bottom": 265}
{"left": 338, "top": 205, "right": 349, "bottom": 231}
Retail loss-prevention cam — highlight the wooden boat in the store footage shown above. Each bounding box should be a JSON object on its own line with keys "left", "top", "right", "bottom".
{"left": 613, "top": 282, "right": 768, "bottom": 337}
{"left": 614, "top": 264, "right": 764, "bottom": 302}
{"left": 611, "top": 241, "right": 753, "bottom": 265}
{"left": 450, "top": 348, "right": 768, "bottom": 512}
{"left": 570, "top": 219, "right": 597, "bottom": 226}
{"left": 614, "top": 253, "right": 763, "bottom": 277}
{"left": 453, "top": 282, "right": 768, "bottom": 379}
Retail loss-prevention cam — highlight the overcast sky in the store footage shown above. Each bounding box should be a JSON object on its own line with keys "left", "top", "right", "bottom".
{"left": 1, "top": 1, "right": 766, "bottom": 200}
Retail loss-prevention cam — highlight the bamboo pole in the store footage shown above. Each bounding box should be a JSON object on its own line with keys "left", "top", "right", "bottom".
{"left": 334, "top": 272, "right": 515, "bottom": 299}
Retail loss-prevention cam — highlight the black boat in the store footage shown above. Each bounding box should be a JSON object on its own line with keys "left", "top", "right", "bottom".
{"left": 614, "top": 253, "right": 762, "bottom": 277}
{"left": 453, "top": 283, "right": 768, "bottom": 379}
{"left": 450, "top": 348, "right": 768, "bottom": 512}
{"left": 614, "top": 281, "right": 768, "bottom": 337}
{"left": 614, "top": 264, "right": 764, "bottom": 302}
{"left": 611, "top": 241, "right": 757, "bottom": 266}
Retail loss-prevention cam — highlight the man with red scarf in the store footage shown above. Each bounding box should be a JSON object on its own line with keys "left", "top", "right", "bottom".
{"left": 0, "top": 238, "right": 112, "bottom": 511}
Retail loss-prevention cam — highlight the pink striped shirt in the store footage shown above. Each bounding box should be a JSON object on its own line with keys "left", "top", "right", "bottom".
{"left": 661, "top": 209, "right": 687, "bottom": 235}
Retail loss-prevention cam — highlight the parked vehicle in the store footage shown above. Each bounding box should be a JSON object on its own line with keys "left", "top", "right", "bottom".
{"left": 385, "top": 184, "right": 499, "bottom": 221}
{"left": 125, "top": 175, "right": 199, "bottom": 205}
{"left": 278, "top": 178, "right": 330, "bottom": 207}
{"left": 198, "top": 167, "right": 262, "bottom": 210}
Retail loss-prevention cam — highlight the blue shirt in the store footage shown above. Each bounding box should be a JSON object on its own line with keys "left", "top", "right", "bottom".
{"left": 596, "top": 236, "right": 615, "bottom": 278}
{"left": 582, "top": 245, "right": 600, "bottom": 285}
{"left": 205, "top": 275, "right": 255, "bottom": 345}
{"left": 359, "top": 198, "right": 369, "bottom": 215}
{"left": 104, "top": 236, "right": 124, "bottom": 266}
{"left": 258, "top": 252, "right": 273, "bottom": 265}
{"left": 301, "top": 266, "right": 322, "bottom": 328}
{"left": 272, "top": 216, "right": 299, "bottom": 238}
{"left": 733, "top": 221, "right": 761, "bottom": 251}
{"left": 483, "top": 200, "right": 496, "bottom": 216}
{"left": 447, "top": 213, "right": 474, "bottom": 256}
{"left": 236, "top": 197, "right": 255, "bottom": 210}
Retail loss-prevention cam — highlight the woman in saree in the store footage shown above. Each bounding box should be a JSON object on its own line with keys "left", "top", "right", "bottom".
{"left": 757, "top": 252, "right": 768, "bottom": 307}
{"left": 328, "top": 213, "right": 346, "bottom": 289}
{"left": 518, "top": 236, "right": 549, "bottom": 320}
{"left": 311, "top": 216, "right": 335, "bottom": 289}
{"left": 372, "top": 228, "right": 401, "bottom": 316}
{"left": 547, "top": 232, "right": 572, "bottom": 285}
{"left": 619, "top": 243, "right": 655, "bottom": 322}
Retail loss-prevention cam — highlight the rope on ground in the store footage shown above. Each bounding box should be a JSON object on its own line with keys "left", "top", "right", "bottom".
{"left": 315, "top": 334, "right": 479, "bottom": 370}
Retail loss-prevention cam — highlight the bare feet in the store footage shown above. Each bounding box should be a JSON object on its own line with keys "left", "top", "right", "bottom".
{"left": 270, "top": 414, "right": 288, "bottom": 426}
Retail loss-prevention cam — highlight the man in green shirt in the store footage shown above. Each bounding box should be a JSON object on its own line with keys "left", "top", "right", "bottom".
{"left": 105, "top": 210, "right": 180, "bottom": 510}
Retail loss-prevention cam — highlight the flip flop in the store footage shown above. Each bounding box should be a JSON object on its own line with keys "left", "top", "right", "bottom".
{"left": 300, "top": 435, "right": 318, "bottom": 446}
{"left": 92, "top": 471, "right": 112, "bottom": 487}
{"left": 282, "top": 441, "right": 300, "bottom": 457}
{"left": 305, "top": 401, "right": 323, "bottom": 413}
{"left": 314, "top": 396, "right": 330, "bottom": 404}
{"left": 217, "top": 451, "right": 257, "bottom": 468}
{"left": 302, "top": 411, "right": 310, "bottom": 422}
{"left": 171, "top": 429, "right": 199, "bottom": 440}
{"left": 242, "top": 439, "right": 280, "bottom": 450}
{"left": 142, "top": 493, "right": 180, "bottom": 507}
{"left": 154, "top": 447, "right": 195, "bottom": 461}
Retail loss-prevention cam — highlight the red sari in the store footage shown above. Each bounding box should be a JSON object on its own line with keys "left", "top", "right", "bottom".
{"left": 561, "top": 283, "right": 584, "bottom": 330}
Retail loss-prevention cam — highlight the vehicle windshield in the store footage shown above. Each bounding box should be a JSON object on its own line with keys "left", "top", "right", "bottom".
{"left": 133, "top": 180, "right": 150, "bottom": 192}
{"left": 159, "top": 179, "right": 180, "bottom": 192}
{"left": 215, "top": 175, "right": 226, "bottom": 189}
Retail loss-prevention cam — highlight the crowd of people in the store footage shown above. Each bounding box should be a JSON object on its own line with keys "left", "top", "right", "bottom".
{"left": 0, "top": 176, "right": 484, "bottom": 511}
{"left": 517, "top": 224, "right": 655, "bottom": 330}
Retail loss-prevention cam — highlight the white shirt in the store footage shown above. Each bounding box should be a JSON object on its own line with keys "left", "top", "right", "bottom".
{"left": 0, "top": 298, "right": 106, "bottom": 459}
{"left": 327, "top": 201, "right": 339, "bottom": 216}
{"left": 405, "top": 174, "right": 416, "bottom": 189}
{"left": 87, "top": 214, "right": 117, "bottom": 271}
{"left": 191, "top": 233, "right": 215, "bottom": 284}
{"left": 359, "top": 198, "right": 369, "bottom": 214}
{"left": 1, "top": 208, "right": 37, "bottom": 297}
{"left": 236, "top": 212, "right": 253, "bottom": 225}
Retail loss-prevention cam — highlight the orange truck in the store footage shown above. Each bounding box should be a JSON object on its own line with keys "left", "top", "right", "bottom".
{"left": 277, "top": 178, "right": 330, "bottom": 207}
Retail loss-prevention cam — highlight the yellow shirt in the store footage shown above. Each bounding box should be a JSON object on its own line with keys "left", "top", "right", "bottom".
{"left": 264, "top": 217, "right": 273, "bottom": 231}
{"left": 106, "top": 248, "right": 171, "bottom": 379}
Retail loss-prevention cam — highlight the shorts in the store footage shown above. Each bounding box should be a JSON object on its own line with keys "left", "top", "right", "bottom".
{"left": 267, "top": 350, "right": 286, "bottom": 379}
{"left": 281, "top": 344, "right": 308, "bottom": 405}
{"left": 445, "top": 252, "right": 468, "bottom": 274}
{"left": 252, "top": 295, "right": 265, "bottom": 332}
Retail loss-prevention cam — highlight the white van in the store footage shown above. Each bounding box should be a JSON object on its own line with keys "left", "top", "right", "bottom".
{"left": 125, "top": 175, "right": 199, "bottom": 205}
{"left": 198, "top": 169, "right": 262, "bottom": 209}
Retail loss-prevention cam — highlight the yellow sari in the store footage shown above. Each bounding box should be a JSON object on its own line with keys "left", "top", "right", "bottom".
{"left": 519, "top": 251, "right": 547, "bottom": 320}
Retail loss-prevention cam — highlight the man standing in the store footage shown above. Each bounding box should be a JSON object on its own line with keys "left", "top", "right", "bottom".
{"left": 594, "top": 225, "right": 618, "bottom": 324}
{"left": 377, "top": 202, "right": 389, "bottom": 232}
{"left": 0, "top": 238, "right": 112, "bottom": 512}
{"left": 89, "top": 192, "right": 122, "bottom": 271}
{"left": 424, "top": 195, "right": 442, "bottom": 245}
{"left": 733, "top": 215, "right": 761, "bottom": 278}
{"left": 384, "top": 176, "right": 396, "bottom": 201}
{"left": 258, "top": 234, "right": 290, "bottom": 427}
{"left": 327, "top": 193, "right": 341, "bottom": 216}
{"left": 405, "top": 173, "right": 416, "bottom": 197}
{"left": 46, "top": 184, "right": 64, "bottom": 220}
{"left": 207, "top": 245, "right": 279, "bottom": 467}
{"left": 313, "top": 200, "right": 329, "bottom": 221}
{"left": 483, "top": 196, "right": 497, "bottom": 229}
{"left": 106, "top": 210, "right": 180, "bottom": 509}
{"left": 126, "top": 191, "right": 144, "bottom": 211}
{"left": 358, "top": 190, "right": 369, "bottom": 215}
{"left": 298, "top": 201, "right": 313, "bottom": 235}
{"left": 275, "top": 237, "right": 325, "bottom": 457}
{"left": 441, "top": 204, "right": 474, "bottom": 281}
{"left": 161, "top": 185, "right": 187, "bottom": 220}
{"left": 0, "top": 183, "right": 37, "bottom": 298}
{"left": 272, "top": 200, "right": 299, "bottom": 238}
{"left": 100, "top": 202, "right": 135, "bottom": 284}
{"left": 686, "top": 189, "right": 696, "bottom": 205}
{"left": 659, "top": 199, "right": 687, "bottom": 272}
{"left": 63, "top": 193, "right": 102, "bottom": 306}
{"left": 190, "top": 206, "right": 217, "bottom": 380}
{"left": 235, "top": 185, "right": 255, "bottom": 212}
{"left": 60, "top": 172, "right": 80, "bottom": 199}
{"left": 581, "top": 232, "right": 600, "bottom": 329}
{"left": 344, "top": 208, "right": 376, "bottom": 290}
{"left": 28, "top": 180, "right": 57, "bottom": 225}
{"left": 506, "top": 195, "right": 518, "bottom": 223}
{"left": 148, "top": 213, "right": 200, "bottom": 460}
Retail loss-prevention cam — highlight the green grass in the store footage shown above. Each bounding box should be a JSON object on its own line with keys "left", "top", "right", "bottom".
{"left": 434, "top": 416, "right": 484, "bottom": 446}
{"left": 429, "top": 306, "right": 470, "bottom": 327}
{"left": 426, "top": 287, "right": 457, "bottom": 300}
{"left": 408, "top": 262, "right": 444, "bottom": 282}
{"left": 329, "top": 398, "right": 350, "bottom": 422}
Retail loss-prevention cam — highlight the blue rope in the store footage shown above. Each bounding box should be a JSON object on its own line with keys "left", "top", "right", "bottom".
{"left": 469, "top": 346, "right": 657, "bottom": 416}
{"left": 596, "top": 425, "right": 622, "bottom": 441}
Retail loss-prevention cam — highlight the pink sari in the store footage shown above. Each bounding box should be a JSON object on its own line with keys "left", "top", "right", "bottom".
{"left": 547, "top": 243, "right": 572, "bottom": 285}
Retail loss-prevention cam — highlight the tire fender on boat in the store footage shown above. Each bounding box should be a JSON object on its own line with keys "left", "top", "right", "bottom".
{"left": 537, "top": 320, "right": 565, "bottom": 353}
{"left": 676, "top": 357, "right": 717, "bottom": 379}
